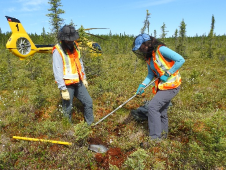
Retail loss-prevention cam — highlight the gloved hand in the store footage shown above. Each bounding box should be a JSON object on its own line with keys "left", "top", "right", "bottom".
{"left": 83, "top": 79, "right": 88, "bottom": 88}
{"left": 61, "top": 89, "right": 70, "bottom": 100}
{"left": 136, "top": 84, "right": 146, "bottom": 95}
{"left": 160, "top": 72, "right": 170, "bottom": 82}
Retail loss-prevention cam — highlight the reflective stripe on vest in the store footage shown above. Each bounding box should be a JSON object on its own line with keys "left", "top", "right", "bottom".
{"left": 147, "top": 45, "right": 181, "bottom": 94}
{"left": 54, "top": 42, "right": 84, "bottom": 85}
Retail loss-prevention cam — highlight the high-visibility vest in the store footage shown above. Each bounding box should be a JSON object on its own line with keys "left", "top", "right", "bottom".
{"left": 147, "top": 45, "right": 181, "bottom": 94}
{"left": 53, "top": 41, "right": 85, "bottom": 85}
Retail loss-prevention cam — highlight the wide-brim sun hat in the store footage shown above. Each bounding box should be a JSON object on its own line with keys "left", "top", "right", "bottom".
{"left": 132, "top": 33, "right": 151, "bottom": 51}
{"left": 58, "top": 25, "right": 80, "bottom": 41}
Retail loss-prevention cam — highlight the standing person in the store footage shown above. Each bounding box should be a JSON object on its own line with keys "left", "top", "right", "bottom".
{"left": 132, "top": 33, "right": 185, "bottom": 140}
{"left": 52, "top": 25, "right": 94, "bottom": 125}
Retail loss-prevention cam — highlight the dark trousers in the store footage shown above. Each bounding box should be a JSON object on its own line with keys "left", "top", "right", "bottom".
{"left": 62, "top": 81, "right": 94, "bottom": 125}
{"left": 148, "top": 86, "right": 180, "bottom": 139}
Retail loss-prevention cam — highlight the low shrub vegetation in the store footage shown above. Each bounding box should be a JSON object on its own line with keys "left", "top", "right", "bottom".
{"left": 0, "top": 33, "right": 226, "bottom": 169}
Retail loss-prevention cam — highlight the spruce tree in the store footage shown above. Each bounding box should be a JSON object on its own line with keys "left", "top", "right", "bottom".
{"left": 141, "top": 10, "right": 151, "bottom": 34}
{"left": 176, "top": 19, "right": 187, "bottom": 58}
{"left": 160, "top": 22, "right": 167, "bottom": 43}
{"left": 69, "top": 19, "right": 76, "bottom": 27}
{"left": 207, "top": 15, "right": 215, "bottom": 58}
{"left": 41, "top": 27, "right": 46, "bottom": 36}
{"left": 46, "top": 0, "right": 65, "bottom": 41}
{"left": 154, "top": 30, "right": 157, "bottom": 38}
{"left": 174, "top": 29, "right": 178, "bottom": 50}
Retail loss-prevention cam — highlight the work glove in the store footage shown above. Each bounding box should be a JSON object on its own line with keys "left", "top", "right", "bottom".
{"left": 160, "top": 72, "right": 170, "bottom": 82}
{"left": 83, "top": 79, "right": 88, "bottom": 88}
{"left": 61, "top": 89, "right": 70, "bottom": 100}
{"left": 136, "top": 84, "right": 146, "bottom": 95}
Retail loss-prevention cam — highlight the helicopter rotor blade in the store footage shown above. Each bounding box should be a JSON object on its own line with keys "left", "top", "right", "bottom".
{"left": 86, "top": 33, "right": 107, "bottom": 40}
{"left": 84, "top": 28, "right": 109, "bottom": 31}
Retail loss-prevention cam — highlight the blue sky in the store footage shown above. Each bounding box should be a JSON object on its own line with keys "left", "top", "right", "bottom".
{"left": 1, "top": 0, "right": 225, "bottom": 37}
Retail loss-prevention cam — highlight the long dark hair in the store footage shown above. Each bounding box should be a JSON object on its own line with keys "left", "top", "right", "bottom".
{"left": 146, "top": 36, "right": 166, "bottom": 53}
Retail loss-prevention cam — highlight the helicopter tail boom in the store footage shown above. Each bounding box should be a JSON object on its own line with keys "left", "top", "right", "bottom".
{"left": 5, "top": 16, "right": 52, "bottom": 60}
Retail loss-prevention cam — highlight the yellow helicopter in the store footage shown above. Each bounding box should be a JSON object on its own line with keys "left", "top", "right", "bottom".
{"left": 5, "top": 16, "right": 106, "bottom": 60}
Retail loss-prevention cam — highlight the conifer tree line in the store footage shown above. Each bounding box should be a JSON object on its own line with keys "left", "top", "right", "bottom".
{"left": 0, "top": 0, "right": 225, "bottom": 59}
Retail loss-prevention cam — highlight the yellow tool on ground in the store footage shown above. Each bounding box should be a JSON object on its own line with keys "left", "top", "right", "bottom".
{"left": 13, "top": 136, "right": 72, "bottom": 146}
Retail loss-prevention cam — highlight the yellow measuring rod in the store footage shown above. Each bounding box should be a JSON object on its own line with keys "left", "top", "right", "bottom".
{"left": 13, "top": 136, "right": 72, "bottom": 146}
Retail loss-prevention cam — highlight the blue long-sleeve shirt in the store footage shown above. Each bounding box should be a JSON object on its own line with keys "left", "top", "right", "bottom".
{"left": 142, "top": 46, "right": 185, "bottom": 85}
{"left": 52, "top": 48, "right": 86, "bottom": 90}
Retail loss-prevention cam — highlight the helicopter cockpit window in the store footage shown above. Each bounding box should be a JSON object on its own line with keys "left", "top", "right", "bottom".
{"left": 92, "top": 43, "right": 101, "bottom": 52}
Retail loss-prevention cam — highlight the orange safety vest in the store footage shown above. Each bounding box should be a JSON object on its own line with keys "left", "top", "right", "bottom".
{"left": 52, "top": 41, "right": 85, "bottom": 86}
{"left": 147, "top": 45, "right": 181, "bottom": 94}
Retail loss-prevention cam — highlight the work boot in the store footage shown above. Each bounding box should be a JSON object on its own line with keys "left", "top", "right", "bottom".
{"left": 130, "top": 110, "right": 148, "bottom": 121}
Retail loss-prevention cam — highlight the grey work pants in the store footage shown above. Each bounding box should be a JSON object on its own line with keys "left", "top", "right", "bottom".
{"left": 148, "top": 86, "right": 180, "bottom": 139}
{"left": 62, "top": 81, "right": 94, "bottom": 125}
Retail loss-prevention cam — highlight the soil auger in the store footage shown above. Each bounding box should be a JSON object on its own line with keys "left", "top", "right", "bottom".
{"left": 93, "top": 78, "right": 159, "bottom": 126}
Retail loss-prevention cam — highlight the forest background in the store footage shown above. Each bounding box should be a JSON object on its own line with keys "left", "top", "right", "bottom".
{"left": 0, "top": 1, "right": 226, "bottom": 169}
